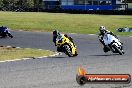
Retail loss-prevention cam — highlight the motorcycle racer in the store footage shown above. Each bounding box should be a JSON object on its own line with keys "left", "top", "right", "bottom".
{"left": 0, "top": 26, "right": 13, "bottom": 38}
{"left": 52, "top": 30, "right": 75, "bottom": 52}
{"left": 98, "top": 26, "right": 121, "bottom": 52}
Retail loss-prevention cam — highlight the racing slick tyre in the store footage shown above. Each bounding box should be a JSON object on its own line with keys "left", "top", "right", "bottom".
{"left": 112, "top": 45, "right": 124, "bottom": 55}
{"left": 63, "top": 44, "right": 73, "bottom": 57}
{"left": 73, "top": 51, "right": 78, "bottom": 57}
{"left": 8, "top": 33, "right": 13, "bottom": 38}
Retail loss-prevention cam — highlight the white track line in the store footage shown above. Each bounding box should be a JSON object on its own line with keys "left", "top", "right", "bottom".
{"left": 0, "top": 58, "right": 30, "bottom": 63}
{"left": 89, "top": 34, "right": 96, "bottom": 36}
{"left": 0, "top": 52, "right": 60, "bottom": 63}
{"left": 0, "top": 45, "right": 60, "bottom": 63}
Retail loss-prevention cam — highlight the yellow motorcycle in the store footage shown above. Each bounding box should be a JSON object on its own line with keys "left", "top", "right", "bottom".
{"left": 56, "top": 34, "right": 78, "bottom": 57}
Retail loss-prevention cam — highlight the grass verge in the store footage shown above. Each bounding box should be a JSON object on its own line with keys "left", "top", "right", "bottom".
{"left": 0, "top": 11, "right": 132, "bottom": 35}
{"left": 128, "top": 3, "right": 132, "bottom": 8}
{"left": 0, "top": 47, "right": 55, "bottom": 61}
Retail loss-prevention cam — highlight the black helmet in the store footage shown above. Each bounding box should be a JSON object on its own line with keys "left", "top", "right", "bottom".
{"left": 1, "top": 26, "right": 7, "bottom": 29}
{"left": 53, "top": 30, "right": 60, "bottom": 37}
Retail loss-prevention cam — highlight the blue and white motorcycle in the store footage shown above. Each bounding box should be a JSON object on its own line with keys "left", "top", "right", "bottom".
{"left": 100, "top": 33, "right": 124, "bottom": 55}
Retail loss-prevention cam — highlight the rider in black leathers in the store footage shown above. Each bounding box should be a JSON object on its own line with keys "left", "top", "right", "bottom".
{"left": 0, "top": 26, "right": 13, "bottom": 38}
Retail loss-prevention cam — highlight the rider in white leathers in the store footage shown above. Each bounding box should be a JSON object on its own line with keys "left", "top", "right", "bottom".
{"left": 98, "top": 26, "right": 121, "bottom": 52}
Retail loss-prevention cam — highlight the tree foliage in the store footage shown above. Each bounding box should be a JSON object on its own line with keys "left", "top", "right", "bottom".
{"left": 0, "top": 0, "right": 43, "bottom": 11}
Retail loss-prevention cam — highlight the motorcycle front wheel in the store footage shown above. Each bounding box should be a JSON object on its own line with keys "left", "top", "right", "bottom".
{"left": 8, "top": 33, "right": 13, "bottom": 38}
{"left": 112, "top": 44, "right": 124, "bottom": 55}
{"left": 63, "top": 44, "right": 73, "bottom": 57}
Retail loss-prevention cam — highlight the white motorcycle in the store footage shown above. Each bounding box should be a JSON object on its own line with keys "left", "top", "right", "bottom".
{"left": 99, "top": 33, "right": 124, "bottom": 55}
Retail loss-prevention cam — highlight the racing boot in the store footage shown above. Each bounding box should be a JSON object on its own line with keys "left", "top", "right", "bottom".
{"left": 103, "top": 46, "right": 110, "bottom": 53}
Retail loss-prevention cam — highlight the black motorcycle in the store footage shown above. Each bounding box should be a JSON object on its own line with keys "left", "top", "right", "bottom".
{"left": 0, "top": 31, "right": 13, "bottom": 38}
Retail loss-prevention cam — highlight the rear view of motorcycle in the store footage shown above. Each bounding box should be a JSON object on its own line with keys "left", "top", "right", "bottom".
{"left": 99, "top": 33, "right": 124, "bottom": 55}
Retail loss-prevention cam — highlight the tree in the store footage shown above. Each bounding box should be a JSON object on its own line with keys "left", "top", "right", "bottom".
{"left": 127, "top": 0, "right": 132, "bottom": 3}
{"left": 26, "top": 0, "right": 34, "bottom": 7}
{"left": 0, "top": 0, "right": 4, "bottom": 7}
{"left": 0, "top": 0, "right": 43, "bottom": 11}
{"left": 33, "top": 0, "right": 42, "bottom": 8}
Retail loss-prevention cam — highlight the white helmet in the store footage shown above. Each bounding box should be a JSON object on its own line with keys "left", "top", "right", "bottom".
{"left": 99, "top": 26, "right": 106, "bottom": 34}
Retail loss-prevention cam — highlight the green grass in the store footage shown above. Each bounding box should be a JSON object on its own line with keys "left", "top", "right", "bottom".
{"left": 0, "top": 11, "right": 132, "bottom": 35}
{"left": 128, "top": 3, "right": 132, "bottom": 8}
{"left": 0, "top": 47, "right": 55, "bottom": 61}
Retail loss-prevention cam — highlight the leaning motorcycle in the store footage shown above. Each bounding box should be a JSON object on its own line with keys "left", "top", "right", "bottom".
{"left": 0, "top": 31, "right": 13, "bottom": 38}
{"left": 56, "top": 35, "right": 78, "bottom": 57}
{"left": 99, "top": 33, "right": 124, "bottom": 55}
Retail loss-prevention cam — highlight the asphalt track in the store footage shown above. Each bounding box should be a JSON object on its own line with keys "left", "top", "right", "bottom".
{"left": 0, "top": 30, "right": 132, "bottom": 88}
